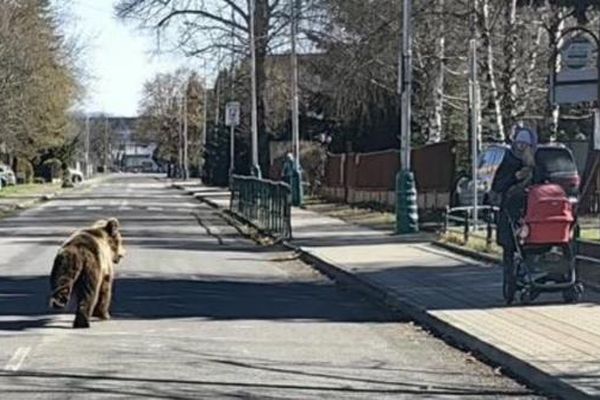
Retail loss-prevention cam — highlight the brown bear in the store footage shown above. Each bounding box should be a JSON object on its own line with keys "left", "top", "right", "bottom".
{"left": 49, "top": 218, "right": 125, "bottom": 328}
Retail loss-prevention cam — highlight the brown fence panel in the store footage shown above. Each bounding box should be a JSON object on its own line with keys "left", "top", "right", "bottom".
{"left": 411, "top": 141, "right": 455, "bottom": 192}
{"left": 345, "top": 153, "right": 357, "bottom": 191}
{"left": 322, "top": 141, "right": 456, "bottom": 194}
{"left": 354, "top": 149, "right": 399, "bottom": 190}
{"left": 324, "top": 154, "right": 344, "bottom": 187}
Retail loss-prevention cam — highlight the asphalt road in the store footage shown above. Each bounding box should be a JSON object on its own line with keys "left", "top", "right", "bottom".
{"left": 0, "top": 174, "right": 541, "bottom": 399}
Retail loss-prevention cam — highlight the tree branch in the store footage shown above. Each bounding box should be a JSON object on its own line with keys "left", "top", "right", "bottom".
{"left": 157, "top": 9, "right": 247, "bottom": 33}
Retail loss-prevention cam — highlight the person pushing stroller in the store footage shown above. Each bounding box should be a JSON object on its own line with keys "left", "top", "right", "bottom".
{"left": 491, "top": 127, "right": 538, "bottom": 268}
{"left": 490, "top": 127, "right": 582, "bottom": 304}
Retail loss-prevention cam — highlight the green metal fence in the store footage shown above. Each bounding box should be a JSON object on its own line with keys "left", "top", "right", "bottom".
{"left": 230, "top": 175, "right": 292, "bottom": 239}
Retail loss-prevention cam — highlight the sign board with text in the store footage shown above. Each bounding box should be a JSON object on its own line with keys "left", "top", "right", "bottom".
{"left": 225, "top": 102, "right": 241, "bottom": 127}
{"left": 553, "top": 34, "right": 599, "bottom": 104}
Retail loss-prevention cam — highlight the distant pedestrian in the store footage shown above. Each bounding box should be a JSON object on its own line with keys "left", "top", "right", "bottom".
{"left": 281, "top": 152, "right": 295, "bottom": 184}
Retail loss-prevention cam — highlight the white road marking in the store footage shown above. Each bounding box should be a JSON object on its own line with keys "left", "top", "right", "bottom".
{"left": 147, "top": 207, "right": 163, "bottom": 211}
{"left": 58, "top": 206, "right": 73, "bottom": 211}
{"left": 4, "top": 346, "right": 31, "bottom": 371}
{"left": 86, "top": 206, "right": 103, "bottom": 211}
{"left": 118, "top": 200, "right": 130, "bottom": 211}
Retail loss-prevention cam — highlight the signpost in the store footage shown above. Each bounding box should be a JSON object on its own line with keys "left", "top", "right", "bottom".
{"left": 550, "top": 27, "right": 600, "bottom": 203}
{"left": 226, "top": 101, "right": 240, "bottom": 186}
{"left": 553, "top": 33, "right": 599, "bottom": 105}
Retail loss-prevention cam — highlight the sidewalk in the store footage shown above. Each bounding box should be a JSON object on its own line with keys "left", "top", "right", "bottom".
{"left": 0, "top": 184, "right": 60, "bottom": 214}
{"left": 0, "top": 174, "right": 109, "bottom": 215}
{"left": 175, "top": 182, "right": 600, "bottom": 399}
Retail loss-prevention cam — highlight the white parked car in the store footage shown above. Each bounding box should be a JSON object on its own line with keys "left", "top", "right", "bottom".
{"left": 0, "top": 164, "right": 17, "bottom": 187}
{"left": 62, "top": 169, "right": 84, "bottom": 187}
{"left": 68, "top": 169, "right": 84, "bottom": 183}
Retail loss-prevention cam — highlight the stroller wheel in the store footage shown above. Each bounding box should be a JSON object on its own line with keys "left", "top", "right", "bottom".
{"left": 503, "top": 263, "right": 517, "bottom": 305}
{"left": 563, "top": 283, "right": 584, "bottom": 304}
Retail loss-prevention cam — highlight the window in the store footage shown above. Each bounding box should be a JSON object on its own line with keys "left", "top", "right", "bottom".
{"left": 536, "top": 148, "right": 577, "bottom": 174}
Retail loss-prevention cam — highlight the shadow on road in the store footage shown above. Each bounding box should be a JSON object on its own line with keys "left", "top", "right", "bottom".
{"left": 0, "top": 274, "right": 398, "bottom": 331}
{"left": 0, "top": 368, "right": 533, "bottom": 398}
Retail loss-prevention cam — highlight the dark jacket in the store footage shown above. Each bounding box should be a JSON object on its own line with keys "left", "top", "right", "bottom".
{"left": 491, "top": 150, "right": 523, "bottom": 200}
{"left": 491, "top": 150, "right": 530, "bottom": 248}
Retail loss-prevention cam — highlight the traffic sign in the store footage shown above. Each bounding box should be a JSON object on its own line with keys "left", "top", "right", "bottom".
{"left": 225, "top": 102, "right": 240, "bottom": 127}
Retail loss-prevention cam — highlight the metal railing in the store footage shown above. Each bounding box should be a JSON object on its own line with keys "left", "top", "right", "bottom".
{"left": 443, "top": 205, "right": 499, "bottom": 246}
{"left": 230, "top": 175, "right": 292, "bottom": 239}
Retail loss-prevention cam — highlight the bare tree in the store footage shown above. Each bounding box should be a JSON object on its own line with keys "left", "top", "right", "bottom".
{"left": 116, "top": 0, "right": 294, "bottom": 169}
{"left": 137, "top": 69, "right": 206, "bottom": 173}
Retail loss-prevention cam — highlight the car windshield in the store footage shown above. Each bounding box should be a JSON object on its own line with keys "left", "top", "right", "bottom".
{"left": 536, "top": 148, "right": 577, "bottom": 174}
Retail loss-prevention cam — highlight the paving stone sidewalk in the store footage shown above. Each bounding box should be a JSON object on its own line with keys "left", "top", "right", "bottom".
{"left": 175, "top": 182, "right": 600, "bottom": 399}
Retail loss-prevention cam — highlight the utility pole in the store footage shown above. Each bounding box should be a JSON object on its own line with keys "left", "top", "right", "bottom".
{"left": 249, "top": 0, "right": 261, "bottom": 177}
{"left": 399, "top": 0, "right": 412, "bottom": 173}
{"left": 201, "top": 77, "right": 209, "bottom": 181}
{"left": 289, "top": 0, "right": 303, "bottom": 205}
{"left": 104, "top": 115, "right": 109, "bottom": 173}
{"left": 85, "top": 115, "right": 90, "bottom": 178}
{"left": 228, "top": 6, "right": 237, "bottom": 185}
{"left": 229, "top": 111, "right": 235, "bottom": 185}
{"left": 178, "top": 92, "right": 184, "bottom": 179}
{"left": 469, "top": 0, "right": 480, "bottom": 230}
{"left": 202, "top": 78, "right": 208, "bottom": 148}
{"left": 183, "top": 79, "right": 189, "bottom": 180}
{"left": 395, "top": 0, "right": 419, "bottom": 234}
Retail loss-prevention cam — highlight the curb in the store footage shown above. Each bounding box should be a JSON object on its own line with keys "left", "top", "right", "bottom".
{"left": 431, "top": 241, "right": 501, "bottom": 265}
{"left": 193, "top": 193, "right": 221, "bottom": 210}
{"left": 287, "top": 243, "right": 590, "bottom": 400}
{"left": 3, "top": 189, "right": 62, "bottom": 214}
{"left": 173, "top": 184, "right": 591, "bottom": 399}
{"left": 0, "top": 174, "right": 110, "bottom": 219}
{"left": 171, "top": 183, "right": 225, "bottom": 211}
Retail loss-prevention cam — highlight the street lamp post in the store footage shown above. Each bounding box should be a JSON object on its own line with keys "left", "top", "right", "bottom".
{"left": 183, "top": 80, "right": 189, "bottom": 181}
{"left": 249, "top": 0, "right": 261, "bottom": 177}
{"left": 202, "top": 77, "right": 208, "bottom": 181}
{"left": 469, "top": 0, "right": 480, "bottom": 231}
{"left": 289, "top": 0, "right": 303, "bottom": 206}
{"left": 395, "top": 0, "right": 419, "bottom": 234}
{"left": 85, "top": 115, "right": 90, "bottom": 179}
{"left": 104, "top": 115, "right": 109, "bottom": 173}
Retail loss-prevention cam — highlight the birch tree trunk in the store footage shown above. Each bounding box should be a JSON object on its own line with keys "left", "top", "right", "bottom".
{"left": 546, "top": 7, "right": 566, "bottom": 139}
{"left": 428, "top": 0, "right": 445, "bottom": 143}
{"left": 522, "top": 25, "right": 543, "bottom": 114}
{"left": 502, "top": 0, "right": 518, "bottom": 138}
{"left": 480, "top": 0, "right": 505, "bottom": 141}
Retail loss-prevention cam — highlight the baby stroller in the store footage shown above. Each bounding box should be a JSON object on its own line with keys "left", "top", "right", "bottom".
{"left": 503, "top": 183, "right": 583, "bottom": 305}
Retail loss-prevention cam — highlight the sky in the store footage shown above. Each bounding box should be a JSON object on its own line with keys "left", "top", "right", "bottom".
{"left": 59, "top": 0, "right": 189, "bottom": 117}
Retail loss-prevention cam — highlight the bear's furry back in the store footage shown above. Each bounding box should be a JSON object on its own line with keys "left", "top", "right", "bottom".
{"left": 49, "top": 226, "right": 115, "bottom": 308}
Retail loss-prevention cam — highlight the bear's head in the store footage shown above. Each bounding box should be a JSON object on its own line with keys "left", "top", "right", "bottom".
{"left": 99, "top": 218, "right": 125, "bottom": 264}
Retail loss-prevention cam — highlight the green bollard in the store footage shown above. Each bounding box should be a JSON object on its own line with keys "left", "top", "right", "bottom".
{"left": 395, "top": 170, "right": 419, "bottom": 234}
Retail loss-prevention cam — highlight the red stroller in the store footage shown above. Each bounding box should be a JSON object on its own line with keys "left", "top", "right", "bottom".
{"left": 503, "top": 183, "right": 583, "bottom": 304}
